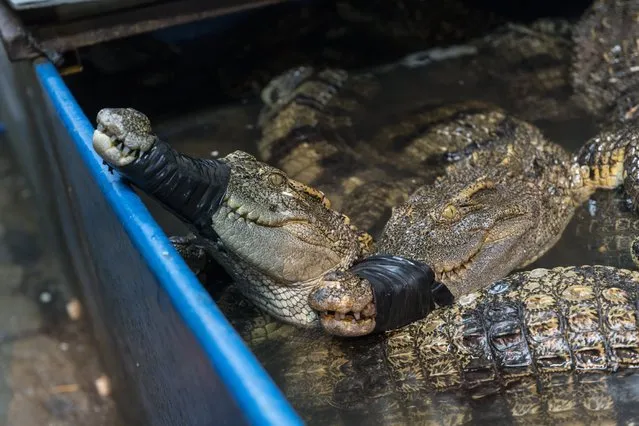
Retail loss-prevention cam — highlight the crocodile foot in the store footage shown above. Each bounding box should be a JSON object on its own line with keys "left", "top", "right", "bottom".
{"left": 170, "top": 234, "right": 213, "bottom": 280}
{"left": 308, "top": 270, "right": 376, "bottom": 337}
{"left": 92, "top": 108, "right": 157, "bottom": 166}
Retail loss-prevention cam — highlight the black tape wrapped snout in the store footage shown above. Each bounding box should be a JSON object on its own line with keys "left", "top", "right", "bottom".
{"left": 431, "top": 281, "right": 454, "bottom": 307}
{"left": 118, "top": 138, "right": 231, "bottom": 234}
{"left": 350, "top": 254, "right": 452, "bottom": 333}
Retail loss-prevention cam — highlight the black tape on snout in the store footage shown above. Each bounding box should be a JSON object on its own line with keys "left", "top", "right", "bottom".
{"left": 349, "top": 255, "right": 453, "bottom": 333}
{"left": 119, "top": 138, "right": 230, "bottom": 234}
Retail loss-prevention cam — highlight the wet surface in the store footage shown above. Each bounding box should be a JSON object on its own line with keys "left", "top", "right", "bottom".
{"left": 0, "top": 140, "right": 121, "bottom": 426}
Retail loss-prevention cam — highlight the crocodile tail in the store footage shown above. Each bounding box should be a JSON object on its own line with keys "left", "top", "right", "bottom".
{"left": 256, "top": 67, "right": 379, "bottom": 182}
{"left": 119, "top": 138, "right": 230, "bottom": 233}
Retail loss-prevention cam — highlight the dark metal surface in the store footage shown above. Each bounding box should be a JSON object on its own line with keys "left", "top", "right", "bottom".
{"left": 0, "top": 0, "right": 59, "bottom": 62}
{"left": 1, "top": 0, "right": 288, "bottom": 62}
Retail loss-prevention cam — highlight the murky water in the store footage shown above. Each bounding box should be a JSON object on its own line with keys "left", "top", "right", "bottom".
{"left": 62, "top": 2, "right": 639, "bottom": 424}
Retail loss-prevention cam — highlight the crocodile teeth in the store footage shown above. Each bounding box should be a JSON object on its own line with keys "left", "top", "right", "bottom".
{"left": 226, "top": 197, "right": 240, "bottom": 209}
{"left": 122, "top": 146, "right": 132, "bottom": 155}
{"left": 335, "top": 312, "right": 345, "bottom": 320}
{"left": 236, "top": 205, "right": 250, "bottom": 217}
{"left": 353, "top": 311, "right": 361, "bottom": 320}
{"left": 92, "top": 130, "right": 114, "bottom": 152}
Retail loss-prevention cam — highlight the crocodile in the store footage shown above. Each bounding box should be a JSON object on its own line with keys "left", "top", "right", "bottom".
{"left": 219, "top": 264, "right": 639, "bottom": 425}
{"left": 570, "top": 188, "right": 639, "bottom": 269}
{"left": 91, "top": 0, "right": 639, "bottom": 338}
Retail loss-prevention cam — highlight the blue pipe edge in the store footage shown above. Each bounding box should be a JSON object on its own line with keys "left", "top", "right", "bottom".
{"left": 34, "top": 61, "right": 304, "bottom": 426}
{"left": 0, "top": 123, "right": 5, "bottom": 134}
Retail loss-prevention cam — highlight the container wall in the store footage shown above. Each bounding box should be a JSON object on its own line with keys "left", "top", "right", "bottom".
{"left": 0, "top": 43, "right": 304, "bottom": 425}
{"left": 35, "top": 61, "right": 305, "bottom": 425}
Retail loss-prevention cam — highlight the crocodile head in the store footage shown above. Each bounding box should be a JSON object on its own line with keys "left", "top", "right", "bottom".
{"left": 209, "top": 151, "right": 374, "bottom": 328}
{"left": 92, "top": 108, "right": 375, "bottom": 332}
{"left": 378, "top": 172, "right": 537, "bottom": 297}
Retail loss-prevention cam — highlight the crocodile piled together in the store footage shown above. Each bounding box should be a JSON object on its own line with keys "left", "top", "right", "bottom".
{"left": 90, "top": 0, "right": 639, "bottom": 423}
{"left": 246, "top": 0, "right": 639, "bottom": 335}
{"left": 257, "top": 72, "right": 582, "bottom": 296}
{"left": 93, "top": 0, "right": 639, "bottom": 332}
{"left": 92, "top": 116, "right": 639, "bottom": 425}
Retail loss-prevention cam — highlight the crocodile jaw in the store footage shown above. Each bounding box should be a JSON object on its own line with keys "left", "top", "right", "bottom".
{"left": 208, "top": 201, "right": 361, "bottom": 327}
{"left": 93, "top": 129, "right": 139, "bottom": 166}
{"left": 93, "top": 108, "right": 157, "bottom": 167}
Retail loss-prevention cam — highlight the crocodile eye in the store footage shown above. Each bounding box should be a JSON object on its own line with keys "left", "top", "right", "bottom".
{"left": 442, "top": 204, "right": 458, "bottom": 220}
{"left": 267, "top": 173, "right": 287, "bottom": 186}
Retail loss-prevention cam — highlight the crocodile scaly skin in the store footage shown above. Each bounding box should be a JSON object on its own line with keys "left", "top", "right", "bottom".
{"left": 227, "top": 266, "right": 639, "bottom": 425}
